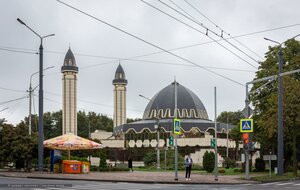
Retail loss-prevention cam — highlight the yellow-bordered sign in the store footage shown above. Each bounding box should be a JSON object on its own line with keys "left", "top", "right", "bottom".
{"left": 240, "top": 119, "right": 253, "bottom": 133}
{"left": 173, "top": 118, "right": 181, "bottom": 134}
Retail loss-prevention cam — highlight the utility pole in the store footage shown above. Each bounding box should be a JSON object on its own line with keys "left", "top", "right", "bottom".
{"left": 17, "top": 18, "right": 55, "bottom": 172}
{"left": 226, "top": 117, "right": 229, "bottom": 158}
{"left": 155, "top": 106, "right": 160, "bottom": 170}
{"left": 174, "top": 79, "right": 178, "bottom": 181}
{"left": 214, "top": 87, "right": 218, "bottom": 181}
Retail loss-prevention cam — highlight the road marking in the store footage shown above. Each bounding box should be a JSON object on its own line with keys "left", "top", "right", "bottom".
{"left": 260, "top": 182, "right": 281, "bottom": 185}
{"left": 277, "top": 182, "right": 294, "bottom": 186}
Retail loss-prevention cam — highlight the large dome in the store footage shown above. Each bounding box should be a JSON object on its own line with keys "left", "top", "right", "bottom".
{"left": 142, "top": 82, "right": 208, "bottom": 120}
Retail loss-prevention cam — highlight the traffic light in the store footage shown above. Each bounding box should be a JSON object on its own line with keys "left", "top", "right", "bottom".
{"left": 169, "top": 136, "right": 174, "bottom": 146}
{"left": 211, "top": 138, "right": 215, "bottom": 148}
{"left": 242, "top": 133, "right": 252, "bottom": 150}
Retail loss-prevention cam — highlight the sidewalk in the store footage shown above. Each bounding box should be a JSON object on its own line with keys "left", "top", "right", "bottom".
{"left": 0, "top": 171, "right": 258, "bottom": 184}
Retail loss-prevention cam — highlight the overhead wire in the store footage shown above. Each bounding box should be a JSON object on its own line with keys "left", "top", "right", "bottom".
{"left": 0, "top": 86, "right": 25, "bottom": 93}
{"left": 183, "top": 0, "right": 263, "bottom": 59}
{"left": 153, "top": 0, "right": 258, "bottom": 68}
{"left": 0, "top": 96, "right": 28, "bottom": 105}
{"left": 1, "top": 22, "right": 299, "bottom": 72}
{"left": 45, "top": 91, "right": 143, "bottom": 112}
{"left": 57, "top": 0, "right": 244, "bottom": 86}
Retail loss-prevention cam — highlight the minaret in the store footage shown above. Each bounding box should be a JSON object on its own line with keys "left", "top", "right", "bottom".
{"left": 113, "top": 64, "right": 127, "bottom": 128}
{"left": 61, "top": 48, "right": 78, "bottom": 135}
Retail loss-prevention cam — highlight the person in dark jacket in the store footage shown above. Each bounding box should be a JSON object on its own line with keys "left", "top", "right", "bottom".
{"left": 128, "top": 157, "right": 133, "bottom": 172}
{"left": 184, "top": 154, "right": 193, "bottom": 180}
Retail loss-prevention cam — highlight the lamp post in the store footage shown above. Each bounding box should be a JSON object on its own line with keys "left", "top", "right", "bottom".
{"left": 17, "top": 18, "right": 54, "bottom": 172}
{"left": 264, "top": 34, "right": 300, "bottom": 176}
{"left": 139, "top": 94, "right": 160, "bottom": 170}
{"left": 28, "top": 66, "right": 54, "bottom": 136}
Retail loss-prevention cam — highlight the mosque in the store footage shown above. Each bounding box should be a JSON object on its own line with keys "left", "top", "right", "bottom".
{"left": 61, "top": 48, "right": 260, "bottom": 166}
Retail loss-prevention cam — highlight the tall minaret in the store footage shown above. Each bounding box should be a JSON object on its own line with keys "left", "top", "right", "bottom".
{"left": 113, "top": 64, "right": 127, "bottom": 128}
{"left": 61, "top": 48, "right": 78, "bottom": 135}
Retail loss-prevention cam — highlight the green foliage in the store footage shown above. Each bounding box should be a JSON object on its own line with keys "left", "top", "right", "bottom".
{"left": 143, "top": 150, "right": 184, "bottom": 170}
{"left": 251, "top": 39, "right": 300, "bottom": 159}
{"left": 99, "top": 150, "right": 107, "bottom": 169}
{"left": 217, "top": 111, "right": 244, "bottom": 126}
{"left": 203, "top": 151, "right": 215, "bottom": 173}
{"left": 222, "top": 157, "right": 236, "bottom": 169}
{"left": 255, "top": 157, "right": 265, "bottom": 172}
{"left": 219, "top": 169, "right": 226, "bottom": 173}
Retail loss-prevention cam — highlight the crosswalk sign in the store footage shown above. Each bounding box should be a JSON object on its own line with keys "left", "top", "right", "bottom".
{"left": 240, "top": 119, "right": 253, "bottom": 133}
{"left": 173, "top": 118, "right": 181, "bottom": 134}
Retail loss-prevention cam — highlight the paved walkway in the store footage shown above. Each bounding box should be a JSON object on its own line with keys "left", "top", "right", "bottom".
{"left": 0, "top": 171, "right": 257, "bottom": 184}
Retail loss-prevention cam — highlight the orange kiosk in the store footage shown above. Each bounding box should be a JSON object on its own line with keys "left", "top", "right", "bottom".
{"left": 63, "top": 160, "right": 81, "bottom": 174}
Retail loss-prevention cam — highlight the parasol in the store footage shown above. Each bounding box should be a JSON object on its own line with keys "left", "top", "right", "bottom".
{"left": 44, "top": 133, "right": 102, "bottom": 159}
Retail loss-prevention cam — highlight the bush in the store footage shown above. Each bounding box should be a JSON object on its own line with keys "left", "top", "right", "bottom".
{"left": 254, "top": 158, "right": 265, "bottom": 172}
{"left": 99, "top": 150, "right": 107, "bottom": 169}
{"left": 203, "top": 151, "right": 215, "bottom": 173}
{"left": 233, "top": 168, "right": 242, "bottom": 172}
{"left": 219, "top": 169, "right": 226, "bottom": 173}
{"left": 222, "top": 158, "right": 236, "bottom": 169}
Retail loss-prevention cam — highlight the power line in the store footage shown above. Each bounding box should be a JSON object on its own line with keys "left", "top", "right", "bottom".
{"left": 0, "top": 96, "right": 28, "bottom": 105}
{"left": 153, "top": 0, "right": 258, "bottom": 68}
{"left": 0, "top": 86, "right": 25, "bottom": 93}
{"left": 183, "top": 0, "right": 263, "bottom": 59}
{"left": 0, "top": 45, "right": 255, "bottom": 73}
{"left": 0, "top": 47, "right": 38, "bottom": 55}
{"left": 45, "top": 91, "right": 143, "bottom": 112}
{"left": 57, "top": 0, "right": 244, "bottom": 86}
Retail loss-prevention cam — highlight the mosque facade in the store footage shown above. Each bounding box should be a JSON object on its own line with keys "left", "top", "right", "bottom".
{"left": 91, "top": 64, "right": 260, "bottom": 166}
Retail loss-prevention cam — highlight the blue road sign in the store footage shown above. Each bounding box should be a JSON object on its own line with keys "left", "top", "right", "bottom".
{"left": 240, "top": 119, "right": 253, "bottom": 132}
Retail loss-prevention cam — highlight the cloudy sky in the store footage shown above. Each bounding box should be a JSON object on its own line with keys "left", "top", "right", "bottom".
{"left": 0, "top": 0, "right": 299, "bottom": 125}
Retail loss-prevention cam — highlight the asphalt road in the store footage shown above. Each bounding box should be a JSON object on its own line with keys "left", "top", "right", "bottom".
{"left": 0, "top": 176, "right": 299, "bottom": 190}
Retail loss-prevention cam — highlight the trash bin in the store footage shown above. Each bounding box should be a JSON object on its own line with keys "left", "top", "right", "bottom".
{"left": 81, "top": 162, "right": 90, "bottom": 174}
{"left": 63, "top": 160, "right": 81, "bottom": 174}
{"left": 274, "top": 167, "right": 278, "bottom": 174}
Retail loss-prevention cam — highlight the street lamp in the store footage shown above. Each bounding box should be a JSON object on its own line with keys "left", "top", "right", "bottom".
{"left": 139, "top": 94, "right": 161, "bottom": 170}
{"left": 17, "top": 18, "right": 55, "bottom": 172}
{"left": 264, "top": 34, "right": 300, "bottom": 176}
{"left": 28, "top": 66, "right": 54, "bottom": 136}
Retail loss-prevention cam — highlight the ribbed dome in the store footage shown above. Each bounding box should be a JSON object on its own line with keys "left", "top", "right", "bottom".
{"left": 113, "top": 64, "right": 127, "bottom": 85}
{"left": 142, "top": 82, "right": 208, "bottom": 120}
{"left": 61, "top": 48, "right": 78, "bottom": 73}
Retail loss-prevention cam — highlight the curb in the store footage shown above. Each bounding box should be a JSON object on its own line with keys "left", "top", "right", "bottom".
{"left": 0, "top": 174, "right": 255, "bottom": 185}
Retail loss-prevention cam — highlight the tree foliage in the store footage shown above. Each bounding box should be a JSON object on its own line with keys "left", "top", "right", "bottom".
{"left": 203, "top": 151, "right": 215, "bottom": 173}
{"left": 217, "top": 111, "right": 244, "bottom": 160}
{"left": 251, "top": 39, "right": 300, "bottom": 171}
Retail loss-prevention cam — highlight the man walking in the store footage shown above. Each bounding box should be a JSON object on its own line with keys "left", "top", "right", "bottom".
{"left": 185, "top": 154, "right": 193, "bottom": 181}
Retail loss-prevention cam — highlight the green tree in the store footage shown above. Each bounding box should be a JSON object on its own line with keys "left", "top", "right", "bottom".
{"left": 203, "top": 151, "right": 215, "bottom": 173}
{"left": 99, "top": 149, "right": 107, "bottom": 169}
{"left": 251, "top": 39, "right": 300, "bottom": 175}
{"left": 217, "top": 111, "right": 244, "bottom": 160}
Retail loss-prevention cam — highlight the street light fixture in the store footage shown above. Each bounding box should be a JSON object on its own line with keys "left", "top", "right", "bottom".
{"left": 264, "top": 34, "right": 300, "bottom": 176}
{"left": 139, "top": 94, "right": 161, "bottom": 170}
{"left": 28, "top": 66, "right": 54, "bottom": 136}
{"left": 17, "top": 18, "right": 55, "bottom": 172}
